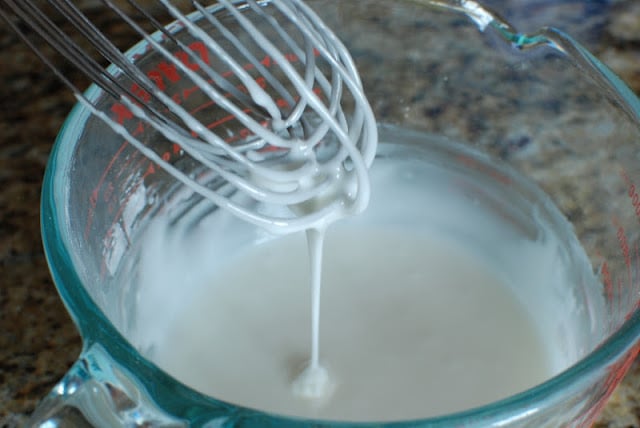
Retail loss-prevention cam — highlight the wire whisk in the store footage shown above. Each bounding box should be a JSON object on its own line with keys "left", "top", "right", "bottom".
{"left": 0, "top": 0, "right": 377, "bottom": 233}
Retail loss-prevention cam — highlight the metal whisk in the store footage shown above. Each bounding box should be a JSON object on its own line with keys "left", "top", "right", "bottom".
{"left": 0, "top": 0, "right": 377, "bottom": 233}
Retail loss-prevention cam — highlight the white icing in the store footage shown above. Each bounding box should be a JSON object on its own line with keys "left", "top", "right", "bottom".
{"left": 149, "top": 226, "right": 553, "bottom": 421}
{"left": 123, "top": 135, "right": 602, "bottom": 421}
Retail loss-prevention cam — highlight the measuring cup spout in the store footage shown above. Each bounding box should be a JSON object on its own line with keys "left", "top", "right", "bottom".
{"left": 27, "top": 344, "right": 186, "bottom": 427}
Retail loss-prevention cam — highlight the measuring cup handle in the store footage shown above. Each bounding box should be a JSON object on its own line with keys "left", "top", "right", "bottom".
{"left": 27, "top": 344, "right": 186, "bottom": 427}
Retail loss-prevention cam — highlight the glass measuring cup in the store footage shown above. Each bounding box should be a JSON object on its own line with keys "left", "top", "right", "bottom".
{"left": 31, "top": 0, "right": 640, "bottom": 426}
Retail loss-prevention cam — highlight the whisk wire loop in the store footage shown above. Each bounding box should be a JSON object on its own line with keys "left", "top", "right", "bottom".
{"left": 0, "top": 0, "right": 378, "bottom": 232}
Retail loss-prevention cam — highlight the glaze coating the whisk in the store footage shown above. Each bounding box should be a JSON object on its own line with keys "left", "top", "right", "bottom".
{"left": 1, "top": 0, "right": 377, "bottom": 232}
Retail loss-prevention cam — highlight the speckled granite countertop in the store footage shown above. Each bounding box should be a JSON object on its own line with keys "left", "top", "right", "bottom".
{"left": 3, "top": 1, "right": 640, "bottom": 427}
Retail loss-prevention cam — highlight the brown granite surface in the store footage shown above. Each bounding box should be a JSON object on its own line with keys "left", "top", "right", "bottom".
{"left": 0, "top": 21, "right": 82, "bottom": 428}
{"left": 3, "top": 1, "right": 640, "bottom": 427}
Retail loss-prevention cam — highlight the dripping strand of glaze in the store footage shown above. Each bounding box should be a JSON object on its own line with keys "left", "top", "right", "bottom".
{"left": 292, "top": 227, "right": 334, "bottom": 401}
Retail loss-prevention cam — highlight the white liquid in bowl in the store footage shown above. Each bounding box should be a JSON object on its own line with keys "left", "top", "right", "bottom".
{"left": 127, "top": 126, "right": 603, "bottom": 422}
{"left": 153, "top": 226, "right": 552, "bottom": 421}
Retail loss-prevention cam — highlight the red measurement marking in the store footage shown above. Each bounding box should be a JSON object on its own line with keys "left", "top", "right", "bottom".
{"left": 255, "top": 76, "right": 267, "bottom": 90}
{"left": 145, "top": 41, "right": 211, "bottom": 93}
{"left": 102, "top": 181, "right": 115, "bottom": 205}
{"left": 174, "top": 51, "right": 199, "bottom": 72}
{"left": 149, "top": 63, "right": 182, "bottom": 91}
{"left": 617, "top": 277, "right": 624, "bottom": 322}
{"left": 147, "top": 70, "right": 166, "bottom": 92}
{"left": 620, "top": 240, "right": 640, "bottom": 323}
{"left": 611, "top": 217, "right": 640, "bottom": 322}
{"left": 112, "top": 48, "right": 321, "bottom": 126}
{"left": 582, "top": 341, "right": 640, "bottom": 426}
{"left": 224, "top": 119, "right": 272, "bottom": 146}
{"left": 113, "top": 152, "right": 141, "bottom": 185}
{"left": 131, "top": 121, "right": 145, "bottom": 137}
{"left": 635, "top": 241, "right": 640, "bottom": 305}
{"left": 190, "top": 98, "right": 216, "bottom": 116}
{"left": 109, "top": 41, "right": 211, "bottom": 123}
{"left": 456, "top": 154, "right": 512, "bottom": 185}
{"left": 142, "top": 161, "right": 156, "bottom": 180}
{"left": 111, "top": 103, "right": 134, "bottom": 125}
{"left": 612, "top": 218, "right": 632, "bottom": 275}
{"left": 620, "top": 167, "right": 640, "bottom": 222}
{"left": 182, "top": 85, "right": 200, "bottom": 103}
{"left": 187, "top": 41, "right": 210, "bottom": 67}
{"left": 85, "top": 140, "right": 130, "bottom": 239}
{"left": 99, "top": 184, "right": 137, "bottom": 280}
{"left": 602, "top": 261, "right": 614, "bottom": 303}
{"left": 186, "top": 88, "right": 234, "bottom": 116}
{"left": 205, "top": 108, "right": 253, "bottom": 131}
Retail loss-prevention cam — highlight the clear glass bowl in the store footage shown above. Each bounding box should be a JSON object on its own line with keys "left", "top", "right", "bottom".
{"left": 33, "top": 1, "right": 640, "bottom": 426}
